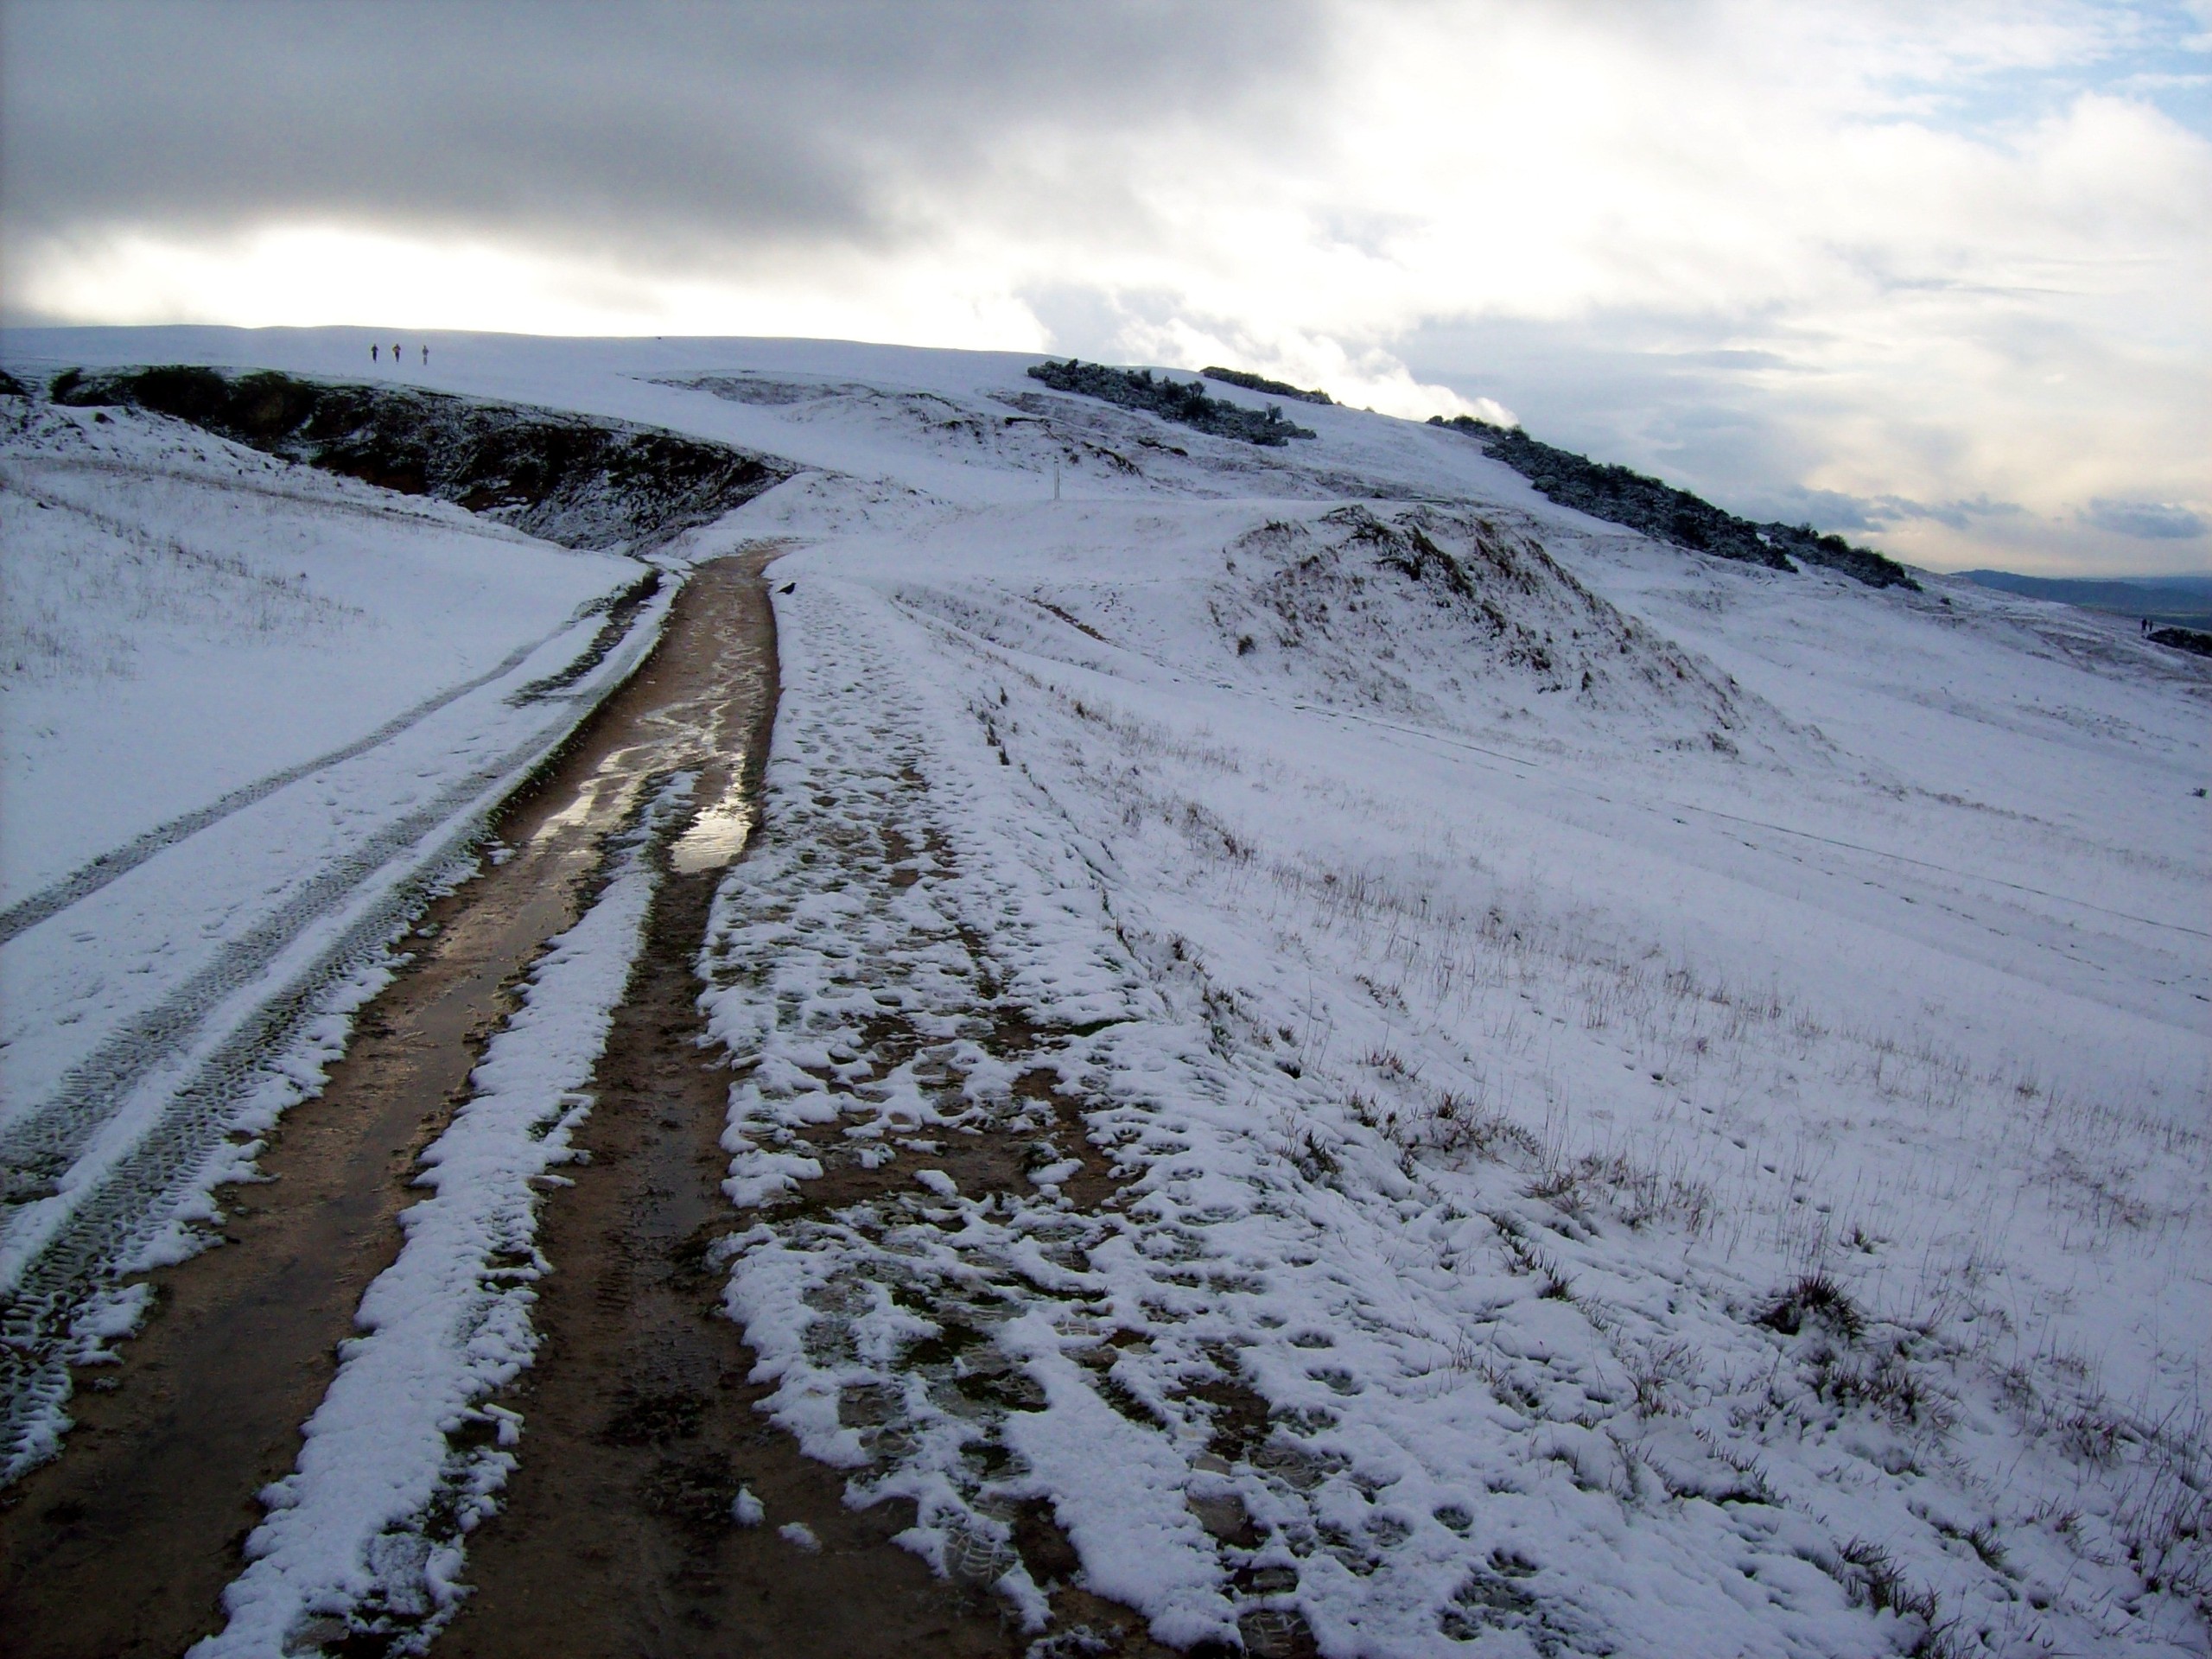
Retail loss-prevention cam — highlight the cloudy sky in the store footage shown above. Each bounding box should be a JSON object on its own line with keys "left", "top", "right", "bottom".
{"left": 3, "top": 1, "right": 2207, "bottom": 575}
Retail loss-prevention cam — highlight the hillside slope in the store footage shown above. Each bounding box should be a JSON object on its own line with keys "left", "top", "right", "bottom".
{"left": 3, "top": 327, "right": 2205, "bottom": 1659}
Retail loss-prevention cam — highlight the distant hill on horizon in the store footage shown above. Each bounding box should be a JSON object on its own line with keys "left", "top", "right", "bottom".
{"left": 1960, "top": 568, "right": 2212, "bottom": 628}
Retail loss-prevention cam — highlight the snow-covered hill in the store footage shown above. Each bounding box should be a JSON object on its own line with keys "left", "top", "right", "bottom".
{"left": 3, "top": 328, "right": 2205, "bottom": 1658}
{"left": 2, "top": 396, "right": 645, "bottom": 899}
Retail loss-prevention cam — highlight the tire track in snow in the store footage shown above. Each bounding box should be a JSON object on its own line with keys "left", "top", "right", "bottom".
{"left": 0, "top": 607, "right": 594, "bottom": 945}
{"left": 0, "top": 593, "right": 670, "bottom": 1481}
{"left": 0, "top": 604, "right": 634, "bottom": 1202}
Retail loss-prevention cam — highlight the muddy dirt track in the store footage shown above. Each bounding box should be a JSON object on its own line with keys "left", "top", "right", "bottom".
{"left": 440, "top": 741, "right": 1050, "bottom": 1659}
{"left": 0, "top": 556, "right": 858, "bottom": 1650}
{"left": 0, "top": 554, "right": 781, "bottom": 1656}
{"left": 0, "top": 549, "right": 1179, "bottom": 1659}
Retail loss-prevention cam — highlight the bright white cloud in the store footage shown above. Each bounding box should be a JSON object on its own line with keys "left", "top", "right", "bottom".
{"left": 15, "top": 223, "right": 1058, "bottom": 353}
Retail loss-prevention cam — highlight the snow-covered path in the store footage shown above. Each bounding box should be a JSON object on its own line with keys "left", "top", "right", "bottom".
{"left": 697, "top": 550, "right": 2207, "bottom": 1656}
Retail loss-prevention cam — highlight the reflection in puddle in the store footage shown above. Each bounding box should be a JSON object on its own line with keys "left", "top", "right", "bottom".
{"left": 527, "top": 730, "right": 753, "bottom": 877}
{"left": 515, "top": 566, "right": 768, "bottom": 878}
{"left": 529, "top": 745, "right": 647, "bottom": 847}
{"left": 671, "top": 789, "right": 753, "bottom": 874}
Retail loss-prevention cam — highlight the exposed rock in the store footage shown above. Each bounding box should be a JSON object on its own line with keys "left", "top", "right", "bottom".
{"left": 1027, "top": 359, "right": 1317, "bottom": 446}
{"left": 1201, "top": 365, "right": 1332, "bottom": 405}
{"left": 50, "top": 365, "right": 790, "bottom": 553}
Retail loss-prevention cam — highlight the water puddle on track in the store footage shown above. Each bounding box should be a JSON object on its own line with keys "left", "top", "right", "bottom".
{"left": 668, "top": 790, "right": 755, "bottom": 875}
{"left": 0, "top": 548, "right": 784, "bottom": 1659}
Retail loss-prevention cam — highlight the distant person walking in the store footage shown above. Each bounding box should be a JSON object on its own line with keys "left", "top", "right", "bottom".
{"left": 421, "top": 344, "right": 429, "bottom": 365}
{"left": 371, "top": 343, "right": 378, "bottom": 362}
{"left": 392, "top": 342, "right": 403, "bottom": 365}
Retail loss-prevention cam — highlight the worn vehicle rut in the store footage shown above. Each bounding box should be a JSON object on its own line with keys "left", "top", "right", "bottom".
{"left": 0, "top": 556, "right": 749, "bottom": 1655}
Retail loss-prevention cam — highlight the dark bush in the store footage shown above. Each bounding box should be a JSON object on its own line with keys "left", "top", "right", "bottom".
{"left": 1758, "top": 1272, "right": 1866, "bottom": 1341}
{"left": 1027, "top": 359, "right": 1317, "bottom": 447}
{"left": 1201, "top": 365, "right": 1332, "bottom": 405}
{"left": 1428, "top": 414, "right": 1919, "bottom": 590}
{"left": 2148, "top": 625, "right": 2212, "bottom": 658}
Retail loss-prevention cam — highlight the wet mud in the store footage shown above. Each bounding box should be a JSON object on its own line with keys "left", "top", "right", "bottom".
{"left": 3, "top": 543, "right": 1179, "bottom": 1659}
{"left": 444, "top": 957, "right": 1172, "bottom": 1658}
{"left": 440, "top": 853, "right": 1013, "bottom": 1656}
{"left": 0, "top": 553, "right": 779, "bottom": 1658}
{"left": 440, "top": 594, "right": 1172, "bottom": 1658}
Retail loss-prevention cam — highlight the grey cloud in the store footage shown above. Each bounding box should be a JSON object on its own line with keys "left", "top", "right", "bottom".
{"left": 1, "top": 0, "right": 1331, "bottom": 264}
{"left": 1772, "top": 488, "right": 1886, "bottom": 531}
{"left": 1707, "top": 486, "right": 2024, "bottom": 535}
{"left": 1664, "top": 347, "right": 1796, "bottom": 372}
{"left": 2083, "top": 498, "right": 2207, "bottom": 538}
{"left": 1022, "top": 283, "right": 1185, "bottom": 360}
{"left": 1859, "top": 493, "right": 2026, "bottom": 531}
{"left": 1319, "top": 208, "right": 1428, "bottom": 259}
{"left": 1400, "top": 311, "right": 2061, "bottom": 545}
{"left": 1401, "top": 310, "right": 1837, "bottom": 520}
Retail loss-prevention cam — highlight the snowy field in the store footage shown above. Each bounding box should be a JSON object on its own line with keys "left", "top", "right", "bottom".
{"left": 2, "top": 328, "right": 2206, "bottom": 1657}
